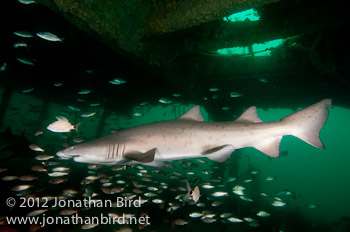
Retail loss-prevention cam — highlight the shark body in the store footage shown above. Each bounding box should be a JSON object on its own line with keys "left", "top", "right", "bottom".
{"left": 57, "top": 99, "right": 332, "bottom": 167}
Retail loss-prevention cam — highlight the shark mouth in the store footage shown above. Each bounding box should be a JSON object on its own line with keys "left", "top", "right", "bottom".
{"left": 56, "top": 151, "right": 80, "bottom": 160}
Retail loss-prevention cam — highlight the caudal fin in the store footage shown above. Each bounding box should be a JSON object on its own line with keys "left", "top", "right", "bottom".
{"left": 281, "top": 99, "right": 332, "bottom": 149}
{"left": 74, "top": 122, "right": 81, "bottom": 133}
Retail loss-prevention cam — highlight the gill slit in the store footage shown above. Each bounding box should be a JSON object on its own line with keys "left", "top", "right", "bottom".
{"left": 111, "top": 144, "right": 115, "bottom": 159}
{"left": 116, "top": 144, "right": 119, "bottom": 160}
{"left": 106, "top": 144, "right": 110, "bottom": 159}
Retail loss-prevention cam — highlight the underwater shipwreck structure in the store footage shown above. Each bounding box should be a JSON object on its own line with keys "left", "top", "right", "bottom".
{"left": 35, "top": 0, "right": 350, "bottom": 96}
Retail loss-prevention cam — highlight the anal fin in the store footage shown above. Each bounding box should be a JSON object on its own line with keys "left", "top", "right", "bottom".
{"left": 202, "top": 145, "right": 235, "bottom": 162}
{"left": 254, "top": 136, "right": 281, "bottom": 158}
{"left": 124, "top": 148, "right": 158, "bottom": 163}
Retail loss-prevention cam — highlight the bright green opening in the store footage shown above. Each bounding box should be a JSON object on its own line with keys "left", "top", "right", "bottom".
{"left": 217, "top": 39, "right": 285, "bottom": 57}
{"left": 223, "top": 8, "right": 260, "bottom": 22}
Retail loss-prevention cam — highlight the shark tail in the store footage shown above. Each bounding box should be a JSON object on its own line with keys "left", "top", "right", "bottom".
{"left": 281, "top": 99, "right": 332, "bottom": 149}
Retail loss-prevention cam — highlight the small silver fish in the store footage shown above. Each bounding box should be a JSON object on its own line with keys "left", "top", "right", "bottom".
{"left": 174, "top": 219, "right": 187, "bottom": 226}
{"left": 36, "top": 32, "right": 63, "bottom": 42}
{"left": 257, "top": 211, "right": 270, "bottom": 217}
{"left": 47, "top": 117, "right": 79, "bottom": 133}
{"left": 68, "top": 106, "right": 81, "bottom": 111}
{"left": 52, "top": 167, "right": 70, "bottom": 172}
{"left": 109, "top": 78, "right": 126, "bottom": 85}
{"left": 230, "top": 91, "right": 242, "bottom": 97}
{"left": 35, "top": 154, "right": 53, "bottom": 161}
{"left": 265, "top": 176, "right": 275, "bottom": 181}
{"left": 212, "top": 191, "right": 228, "bottom": 197}
{"left": 60, "top": 209, "right": 78, "bottom": 216}
{"left": 35, "top": 130, "right": 44, "bottom": 136}
{"left": 211, "top": 201, "right": 223, "bottom": 207}
{"left": 80, "top": 112, "right": 96, "bottom": 118}
{"left": 31, "top": 165, "right": 47, "bottom": 172}
{"left": 203, "top": 218, "right": 216, "bottom": 223}
{"left": 144, "top": 192, "right": 157, "bottom": 197}
{"left": 307, "top": 204, "right": 319, "bottom": 209}
{"left": 18, "top": 0, "right": 36, "bottom": 5}
{"left": 272, "top": 200, "right": 286, "bottom": 207}
{"left": 259, "top": 78, "right": 269, "bottom": 83}
{"left": 14, "top": 31, "right": 33, "bottom": 38}
{"left": 48, "top": 172, "right": 69, "bottom": 177}
{"left": 78, "top": 89, "right": 91, "bottom": 95}
{"left": 152, "top": 199, "right": 164, "bottom": 204}
{"left": 2, "top": 176, "right": 18, "bottom": 181}
{"left": 184, "top": 182, "right": 200, "bottom": 203}
{"left": 0, "top": 63, "right": 6, "bottom": 71}
{"left": 189, "top": 212, "right": 203, "bottom": 218}
{"left": 11, "top": 184, "right": 33, "bottom": 191}
{"left": 22, "top": 88, "right": 35, "bottom": 93}
{"left": 147, "top": 186, "right": 158, "bottom": 191}
{"left": 54, "top": 82, "right": 63, "bottom": 87}
{"left": 27, "top": 209, "right": 48, "bottom": 217}
{"left": 159, "top": 98, "right": 172, "bottom": 104}
{"left": 29, "top": 144, "right": 44, "bottom": 152}
{"left": 18, "top": 175, "right": 38, "bottom": 181}
{"left": 13, "top": 41, "right": 28, "bottom": 48}
{"left": 81, "top": 224, "right": 99, "bottom": 230}
{"left": 201, "top": 184, "right": 214, "bottom": 189}
{"left": 220, "top": 213, "right": 232, "bottom": 218}
{"left": 17, "top": 58, "right": 35, "bottom": 65}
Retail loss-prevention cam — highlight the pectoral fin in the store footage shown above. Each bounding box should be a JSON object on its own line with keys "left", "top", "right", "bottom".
{"left": 124, "top": 148, "right": 158, "bottom": 163}
{"left": 202, "top": 145, "right": 235, "bottom": 162}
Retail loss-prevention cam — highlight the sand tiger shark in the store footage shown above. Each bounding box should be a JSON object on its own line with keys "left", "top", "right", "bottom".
{"left": 57, "top": 99, "right": 332, "bottom": 167}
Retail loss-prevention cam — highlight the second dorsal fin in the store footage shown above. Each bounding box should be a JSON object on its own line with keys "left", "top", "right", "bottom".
{"left": 235, "top": 106, "right": 262, "bottom": 123}
{"left": 178, "top": 105, "right": 204, "bottom": 121}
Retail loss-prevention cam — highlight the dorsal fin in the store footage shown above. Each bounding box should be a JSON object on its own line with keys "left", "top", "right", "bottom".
{"left": 56, "top": 116, "right": 69, "bottom": 122}
{"left": 235, "top": 106, "right": 262, "bottom": 123}
{"left": 178, "top": 105, "right": 204, "bottom": 121}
